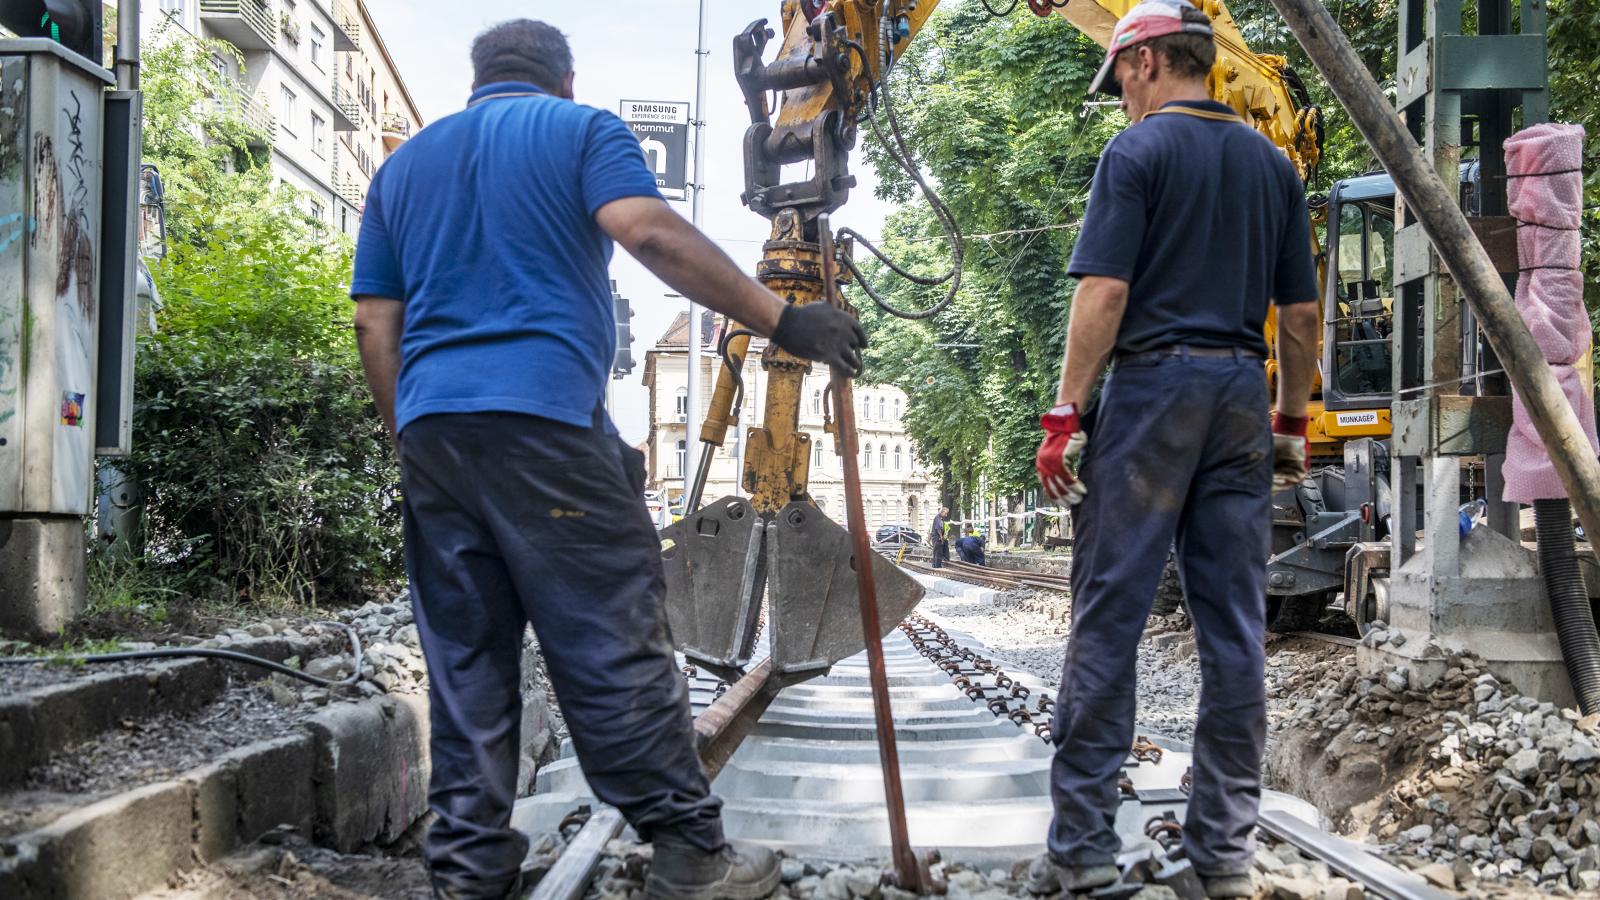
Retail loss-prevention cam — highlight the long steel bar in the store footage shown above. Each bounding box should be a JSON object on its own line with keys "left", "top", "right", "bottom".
{"left": 820, "top": 217, "right": 927, "bottom": 893}
{"left": 528, "top": 808, "right": 627, "bottom": 900}
{"left": 693, "top": 658, "right": 779, "bottom": 780}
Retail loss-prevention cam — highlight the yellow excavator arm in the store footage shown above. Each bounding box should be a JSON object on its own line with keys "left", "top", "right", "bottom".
{"left": 741, "top": 0, "right": 1320, "bottom": 223}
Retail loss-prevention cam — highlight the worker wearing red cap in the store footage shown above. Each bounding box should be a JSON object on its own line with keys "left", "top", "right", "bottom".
{"left": 1031, "top": 0, "right": 1320, "bottom": 896}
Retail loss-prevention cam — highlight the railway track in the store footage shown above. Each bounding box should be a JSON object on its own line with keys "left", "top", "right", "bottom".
{"left": 900, "top": 558, "right": 1073, "bottom": 593}
{"left": 909, "top": 557, "right": 1364, "bottom": 651}
{"left": 508, "top": 607, "right": 1446, "bottom": 899}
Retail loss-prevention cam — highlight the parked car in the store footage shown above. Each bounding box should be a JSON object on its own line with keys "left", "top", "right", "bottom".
{"left": 874, "top": 525, "right": 923, "bottom": 547}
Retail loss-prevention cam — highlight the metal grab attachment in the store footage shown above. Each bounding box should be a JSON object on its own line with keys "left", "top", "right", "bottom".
{"left": 767, "top": 501, "right": 925, "bottom": 679}
{"left": 660, "top": 497, "right": 766, "bottom": 680}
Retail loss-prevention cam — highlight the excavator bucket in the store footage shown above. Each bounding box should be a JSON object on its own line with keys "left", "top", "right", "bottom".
{"left": 766, "top": 501, "right": 924, "bottom": 685}
{"left": 659, "top": 496, "right": 765, "bottom": 680}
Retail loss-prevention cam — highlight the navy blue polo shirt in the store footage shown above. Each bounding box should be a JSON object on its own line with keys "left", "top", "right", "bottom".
{"left": 351, "top": 82, "right": 661, "bottom": 434}
{"left": 1068, "top": 100, "right": 1317, "bottom": 357}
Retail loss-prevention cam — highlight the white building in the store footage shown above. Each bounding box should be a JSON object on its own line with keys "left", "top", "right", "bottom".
{"left": 117, "top": 0, "right": 421, "bottom": 237}
{"left": 642, "top": 311, "right": 939, "bottom": 535}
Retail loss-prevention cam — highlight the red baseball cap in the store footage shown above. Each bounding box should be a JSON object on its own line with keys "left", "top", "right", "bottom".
{"left": 1088, "top": 0, "right": 1216, "bottom": 97}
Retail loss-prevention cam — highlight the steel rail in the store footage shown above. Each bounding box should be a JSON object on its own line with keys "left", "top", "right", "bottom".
{"left": 1258, "top": 811, "right": 1453, "bottom": 900}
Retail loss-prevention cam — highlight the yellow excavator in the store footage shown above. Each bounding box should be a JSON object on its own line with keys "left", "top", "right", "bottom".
{"left": 661, "top": 0, "right": 1389, "bottom": 668}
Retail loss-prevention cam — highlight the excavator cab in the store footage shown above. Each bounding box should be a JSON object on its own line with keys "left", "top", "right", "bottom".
{"left": 1323, "top": 173, "right": 1397, "bottom": 414}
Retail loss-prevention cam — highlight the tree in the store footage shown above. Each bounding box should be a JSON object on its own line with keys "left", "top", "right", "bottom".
{"left": 858, "top": 0, "right": 1600, "bottom": 502}
{"left": 115, "top": 24, "right": 400, "bottom": 607}
{"left": 852, "top": 5, "right": 1114, "bottom": 506}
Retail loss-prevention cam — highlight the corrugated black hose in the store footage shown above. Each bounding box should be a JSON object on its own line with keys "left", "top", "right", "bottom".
{"left": 1535, "top": 498, "right": 1600, "bottom": 715}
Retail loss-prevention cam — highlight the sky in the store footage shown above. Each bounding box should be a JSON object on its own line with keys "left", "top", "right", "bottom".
{"left": 370, "top": 1, "right": 898, "bottom": 445}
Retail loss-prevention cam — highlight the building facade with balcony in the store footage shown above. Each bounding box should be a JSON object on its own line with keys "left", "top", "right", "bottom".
{"left": 120, "top": 0, "right": 420, "bottom": 237}
{"left": 330, "top": 0, "right": 422, "bottom": 236}
{"left": 641, "top": 312, "right": 940, "bottom": 534}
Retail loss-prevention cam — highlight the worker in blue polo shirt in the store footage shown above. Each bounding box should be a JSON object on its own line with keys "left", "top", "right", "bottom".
{"left": 351, "top": 19, "right": 864, "bottom": 900}
{"left": 1030, "top": 1, "right": 1319, "bottom": 897}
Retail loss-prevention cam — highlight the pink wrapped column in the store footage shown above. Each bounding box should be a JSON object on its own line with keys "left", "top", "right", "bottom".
{"left": 1502, "top": 123, "right": 1598, "bottom": 504}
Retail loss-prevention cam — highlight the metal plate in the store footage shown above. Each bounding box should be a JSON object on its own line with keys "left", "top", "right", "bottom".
{"left": 659, "top": 496, "right": 764, "bottom": 677}
{"left": 766, "top": 502, "right": 925, "bottom": 682}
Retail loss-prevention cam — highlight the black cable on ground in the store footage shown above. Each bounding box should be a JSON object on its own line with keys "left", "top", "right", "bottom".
{"left": 1534, "top": 498, "right": 1600, "bottom": 715}
{"left": 0, "top": 620, "right": 365, "bottom": 689}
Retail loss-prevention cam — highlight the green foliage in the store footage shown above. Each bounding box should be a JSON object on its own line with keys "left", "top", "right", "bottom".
{"left": 110, "top": 25, "right": 400, "bottom": 607}
{"left": 855, "top": 6, "right": 1115, "bottom": 504}
{"left": 860, "top": 0, "right": 1600, "bottom": 502}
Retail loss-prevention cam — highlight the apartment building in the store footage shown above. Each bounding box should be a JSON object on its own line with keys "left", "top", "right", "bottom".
{"left": 642, "top": 312, "right": 939, "bottom": 534}
{"left": 123, "top": 0, "right": 421, "bottom": 237}
{"left": 328, "top": 0, "right": 422, "bottom": 235}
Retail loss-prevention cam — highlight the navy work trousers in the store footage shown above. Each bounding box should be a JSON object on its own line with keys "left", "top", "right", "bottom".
{"left": 399, "top": 413, "right": 724, "bottom": 897}
{"left": 1048, "top": 350, "right": 1271, "bottom": 876}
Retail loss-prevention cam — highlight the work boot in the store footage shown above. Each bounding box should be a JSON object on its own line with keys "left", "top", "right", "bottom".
{"left": 646, "top": 832, "right": 781, "bottom": 900}
{"left": 432, "top": 870, "right": 525, "bottom": 900}
{"left": 1201, "top": 873, "right": 1253, "bottom": 898}
{"left": 1024, "top": 853, "right": 1119, "bottom": 895}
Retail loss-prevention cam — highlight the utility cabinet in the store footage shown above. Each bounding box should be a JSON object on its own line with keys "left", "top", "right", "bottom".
{"left": 0, "top": 40, "right": 114, "bottom": 516}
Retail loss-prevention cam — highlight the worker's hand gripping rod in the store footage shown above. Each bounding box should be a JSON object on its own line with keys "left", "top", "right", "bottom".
{"left": 819, "top": 215, "right": 940, "bottom": 895}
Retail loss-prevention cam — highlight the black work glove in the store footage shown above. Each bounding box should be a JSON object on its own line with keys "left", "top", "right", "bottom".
{"left": 769, "top": 303, "right": 868, "bottom": 377}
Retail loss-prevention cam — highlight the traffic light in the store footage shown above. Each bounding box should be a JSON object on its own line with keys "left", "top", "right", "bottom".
{"left": 0, "top": 1, "right": 103, "bottom": 63}
{"left": 612, "top": 283, "right": 636, "bottom": 377}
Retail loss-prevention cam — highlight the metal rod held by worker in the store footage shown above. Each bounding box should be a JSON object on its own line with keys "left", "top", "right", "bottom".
{"left": 819, "top": 215, "right": 929, "bottom": 894}
{"left": 1263, "top": 0, "right": 1600, "bottom": 550}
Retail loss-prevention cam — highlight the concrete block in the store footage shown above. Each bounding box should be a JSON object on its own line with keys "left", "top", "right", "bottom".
{"left": 230, "top": 733, "right": 315, "bottom": 841}
{"left": 0, "top": 517, "right": 87, "bottom": 640}
{"left": 0, "top": 673, "right": 150, "bottom": 788}
{"left": 304, "top": 695, "right": 430, "bottom": 851}
{"left": 0, "top": 658, "right": 226, "bottom": 788}
{"left": 182, "top": 733, "right": 316, "bottom": 864}
{"left": 183, "top": 758, "right": 240, "bottom": 865}
{"left": 0, "top": 781, "right": 194, "bottom": 900}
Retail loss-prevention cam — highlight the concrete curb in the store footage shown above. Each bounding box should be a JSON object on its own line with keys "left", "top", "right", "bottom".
{"left": 304, "top": 693, "right": 431, "bottom": 852}
{"left": 0, "top": 636, "right": 314, "bottom": 789}
{"left": 0, "top": 693, "right": 431, "bottom": 900}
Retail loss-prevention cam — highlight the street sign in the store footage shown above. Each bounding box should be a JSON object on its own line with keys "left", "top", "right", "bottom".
{"left": 620, "top": 99, "right": 690, "bottom": 201}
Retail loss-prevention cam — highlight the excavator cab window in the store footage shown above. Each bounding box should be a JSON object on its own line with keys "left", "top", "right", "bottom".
{"left": 1329, "top": 199, "right": 1395, "bottom": 399}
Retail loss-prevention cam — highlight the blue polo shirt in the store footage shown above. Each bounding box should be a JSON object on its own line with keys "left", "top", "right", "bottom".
{"left": 351, "top": 82, "right": 661, "bottom": 433}
{"left": 1068, "top": 100, "right": 1317, "bottom": 357}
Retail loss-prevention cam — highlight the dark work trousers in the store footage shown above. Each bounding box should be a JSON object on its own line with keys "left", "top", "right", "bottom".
{"left": 399, "top": 412, "right": 724, "bottom": 897}
{"left": 1048, "top": 350, "right": 1271, "bottom": 877}
{"left": 931, "top": 536, "right": 949, "bottom": 568}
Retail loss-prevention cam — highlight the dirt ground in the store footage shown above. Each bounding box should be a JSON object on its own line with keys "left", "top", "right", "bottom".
{"left": 138, "top": 834, "right": 435, "bottom": 900}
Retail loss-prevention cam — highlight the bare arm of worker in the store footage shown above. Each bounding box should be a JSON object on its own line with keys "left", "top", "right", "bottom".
{"left": 1052, "top": 276, "right": 1130, "bottom": 408}
{"left": 353, "top": 298, "right": 404, "bottom": 442}
{"left": 595, "top": 196, "right": 784, "bottom": 336}
{"left": 1274, "top": 300, "right": 1319, "bottom": 418}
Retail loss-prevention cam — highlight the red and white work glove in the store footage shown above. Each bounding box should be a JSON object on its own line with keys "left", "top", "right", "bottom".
{"left": 1036, "top": 404, "right": 1089, "bottom": 506}
{"left": 1271, "top": 413, "right": 1311, "bottom": 492}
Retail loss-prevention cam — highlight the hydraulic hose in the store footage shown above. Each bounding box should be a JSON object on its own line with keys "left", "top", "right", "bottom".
{"left": 0, "top": 620, "right": 364, "bottom": 689}
{"left": 1534, "top": 498, "right": 1600, "bottom": 715}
